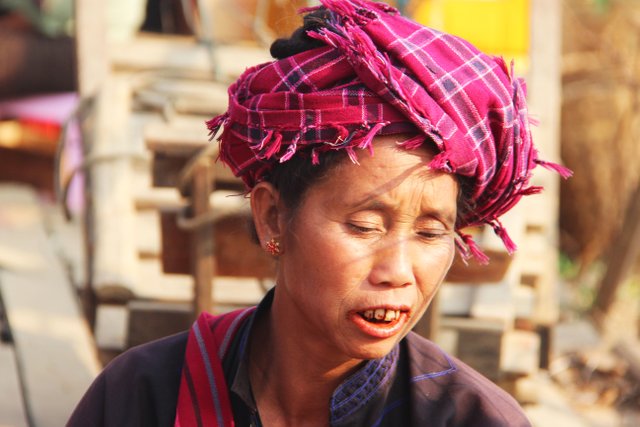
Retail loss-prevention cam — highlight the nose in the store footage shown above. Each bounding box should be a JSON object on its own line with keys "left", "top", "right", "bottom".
{"left": 368, "top": 236, "right": 415, "bottom": 288}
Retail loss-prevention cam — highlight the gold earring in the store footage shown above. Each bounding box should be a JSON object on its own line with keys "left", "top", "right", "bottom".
{"left": 265, "top": 238, "right": 281, "bottom": 256}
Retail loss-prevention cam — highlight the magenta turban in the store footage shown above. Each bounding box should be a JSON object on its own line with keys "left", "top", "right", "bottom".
{"left": 208, "top": 0, "right": 571, "bottom": 262}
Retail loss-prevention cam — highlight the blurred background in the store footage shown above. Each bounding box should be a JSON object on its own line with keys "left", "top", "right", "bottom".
{"left": 0, "top": 0, "right": 639, "bottom": 426}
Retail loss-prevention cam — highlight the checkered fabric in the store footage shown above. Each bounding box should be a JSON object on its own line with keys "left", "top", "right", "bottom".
{"left": 209, "top": 0, "right": 571, "bottom": 262}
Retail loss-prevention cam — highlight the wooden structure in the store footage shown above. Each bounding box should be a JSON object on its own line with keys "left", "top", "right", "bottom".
{"left": 73, "top": 0, "right": 276, "bottom": 351}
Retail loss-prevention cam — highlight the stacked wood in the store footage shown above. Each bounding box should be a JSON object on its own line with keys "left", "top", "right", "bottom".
{"left": 76, "top": 24, "right": 275, "bottom": 352}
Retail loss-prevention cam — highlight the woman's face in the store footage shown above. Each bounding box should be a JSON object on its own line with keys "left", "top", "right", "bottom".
{"left": 273, "top": 136, "right": 458, "bottom": 362}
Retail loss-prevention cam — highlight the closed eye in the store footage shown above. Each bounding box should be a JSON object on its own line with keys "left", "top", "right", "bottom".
{"left": 347, "top": 223, "right": 379, "bottom": 234}
{"left": 417, "top": 230, "right": 448, "bottom": 240}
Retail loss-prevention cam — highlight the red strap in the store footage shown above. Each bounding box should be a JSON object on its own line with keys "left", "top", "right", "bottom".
{"left": 174, "top": 307, "right": 256, "bottom": 427}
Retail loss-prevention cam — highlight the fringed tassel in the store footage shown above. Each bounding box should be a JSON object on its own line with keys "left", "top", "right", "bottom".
{"left": 206, "top": 113, "right": 227, "bottom": 140}
{"left": 490, "top": 218, "right": 517, "bottom": 255}
{"left": 321, "top": 0, "right": 359, "bottom": 18}
{"left": 357, "top": 122, "right": 388, "bottom": 155}
{"left": 252, "top": 129, "right": 273, "bottom": 152}
{"left": 279, "top": 135, "right": 299, "bottom": 163}
{"left": 458, "top": 231, "right": 490, "bottom": 265}
{"left": 263, "top": 132, "right": 283, "bottom": 160}
{"left": 397, "top": 134, "right": 425, "bottom": 150}
{"left": 319, "top": 0, "right": 396, "bottom": 22}
{"left": 517, "top": 185, "right": 543, "bottom": 197}
{"left": 535, "top": 159, "right": 573, "bottom": 179}
{"left": 428, "top": 152, "right": 453, "bottom": 173}
{"left": 336, "top": 125, "right": 350, "bottom": 145}
{"left": 345, "top": 146, "right": 360, "bottom": 164}
{"left": 455, "top": 235, "right": 470, "bottom": 265}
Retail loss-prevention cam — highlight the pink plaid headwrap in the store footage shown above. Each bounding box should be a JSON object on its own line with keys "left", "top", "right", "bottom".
{"left": 208, "top": 0, "right": 571, "bottom": 262}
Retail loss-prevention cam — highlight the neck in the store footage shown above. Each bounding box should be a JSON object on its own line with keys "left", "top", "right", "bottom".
{"left": 248, "top": 295, "right": 363, "bottom": 425}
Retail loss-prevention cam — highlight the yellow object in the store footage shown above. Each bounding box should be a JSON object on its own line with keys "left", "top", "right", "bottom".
{"left": 412, "top": 0, "right": 530, "bottom": 58}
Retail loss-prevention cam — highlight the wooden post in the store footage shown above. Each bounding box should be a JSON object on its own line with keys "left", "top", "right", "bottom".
{"left": 75, "top": 0, "right": 111, "bottom": 327}
{"left": 593, "top": 183, "right": 640, "bottom": 316}
{"left": 190, "top": 160, "right": 215, "bottom": 316}
{"left": 526, "top": 0, "right": 563, "bottom": 327}
{"left": 75, "top": 0, "right": 108, "bottom": 97}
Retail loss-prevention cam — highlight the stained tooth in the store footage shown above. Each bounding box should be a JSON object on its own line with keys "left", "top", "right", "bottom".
{"left": 384, "top": 310, "right": 396, "bottom": 321}
{"left": 374, "top": 309, "right": 385, "bottom": 320}
{"left": 364, "top": 310, "right": 374, "bottom": 319}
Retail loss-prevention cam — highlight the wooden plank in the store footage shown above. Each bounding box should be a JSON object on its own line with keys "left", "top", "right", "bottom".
{"left": 75, "top": 0, "right": 108, "bottom": 97}
{"left": 144, "top": 118, "right": 210, "bottom": 154}
{"left": 87, "top": 77, "right": 139, "bottom": 314}
{"left": 108, "top": 34, "right": 213, "bottom": 77}
{"left": 519, "top": 234, "right": 559, "bottom": 325}
{"left": 0, "top": 185, "right": 100, "bottom": 427}
{"left": 516, "top": 0, "right": 562, "bottom": 329}
{"left": 134, "top": 187, "right": 183, "bottom": 210}
{"left": 136, "top": 210, "right": 162, "bottom": 259}
{"left": 190, "top": 162, "right": 214, "bottom": 317}
{"left": 136, "top": 79, "right": 229, "bottom": 116}
{"left": 438, "top": 284, "right": 474, "bottom": 316}
{"left": 94, "top": 305, "right": 128, "bottom": 351}
{"left": 108, "top": 35, "right": 271, "bottom": 81}
{"left": 500, "top": 330, "right": 540, "bottom": 376}
{"left": 470, "top": 279, "right": 516, "bottom": 326}
{"left": 95, "top": 258, "right": 269, "bottom": 307}
{"left": 0, "top": 343, "right": 29, "bottom": 427}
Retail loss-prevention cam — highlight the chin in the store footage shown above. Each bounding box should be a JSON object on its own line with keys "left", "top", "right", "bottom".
{"left": 346, "top": 338, "right": 401, "bottom": 361}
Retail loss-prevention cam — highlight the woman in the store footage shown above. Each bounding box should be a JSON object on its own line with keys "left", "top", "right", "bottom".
{"left": 68, "top": 0, "right": 570, "bottom": 426}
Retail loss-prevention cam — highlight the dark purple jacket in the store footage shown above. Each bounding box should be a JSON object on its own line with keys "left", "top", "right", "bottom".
{"left": 68, "top": 293, "right": 531, "bottom": 426}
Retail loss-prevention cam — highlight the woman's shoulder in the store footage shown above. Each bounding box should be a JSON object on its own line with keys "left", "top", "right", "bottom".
{"left": 67, "top": 331, "right": 189, "bottom": 427}
{"left": 403, "top": 332, "right": 532, "bottom": 427}
{"left": 106, "top": 330, "right": 189, "bottom": 376}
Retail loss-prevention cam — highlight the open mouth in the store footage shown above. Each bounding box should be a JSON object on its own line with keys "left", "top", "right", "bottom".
{"left": 359, "top": 308, "right": 401, "bottom": 324}
{"left": 351, "top": 307, "right": 409, "bottom": 338}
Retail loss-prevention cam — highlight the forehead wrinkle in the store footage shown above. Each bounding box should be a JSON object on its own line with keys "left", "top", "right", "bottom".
{"left": 350, "top": 162, "right": 457, "bottom": 227}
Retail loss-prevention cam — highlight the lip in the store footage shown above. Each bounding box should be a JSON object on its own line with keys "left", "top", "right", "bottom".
{"left": 349, "top": 306, "right": 410, "bottom": 339}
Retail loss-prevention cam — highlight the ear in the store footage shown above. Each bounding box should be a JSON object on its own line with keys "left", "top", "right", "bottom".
{"left": 250, "top": 182, "right": 285, "bottom": 249}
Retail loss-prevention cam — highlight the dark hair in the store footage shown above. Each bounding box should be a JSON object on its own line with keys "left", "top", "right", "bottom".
{"left": 269, "top": 9, "right": 332, "bottom": 60}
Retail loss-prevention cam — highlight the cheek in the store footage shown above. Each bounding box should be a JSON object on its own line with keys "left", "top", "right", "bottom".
{"left": 415, "top": 242, "right": 456, "bottom": 294}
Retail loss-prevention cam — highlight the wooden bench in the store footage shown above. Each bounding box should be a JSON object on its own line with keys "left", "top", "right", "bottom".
{"left": 0, "top": 342, "right": 29, "bottom": 427}
{"left": 0, "top": 184, "right": 100, "bottom": 427}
